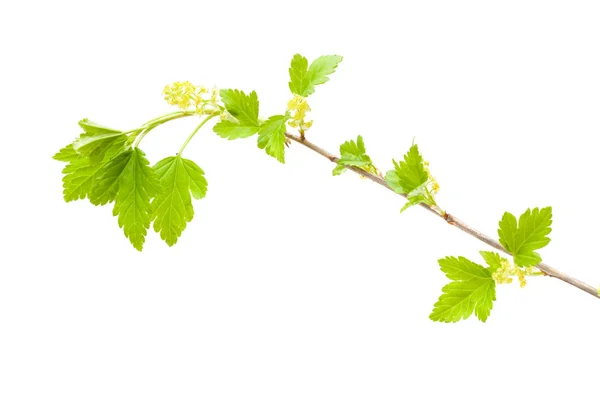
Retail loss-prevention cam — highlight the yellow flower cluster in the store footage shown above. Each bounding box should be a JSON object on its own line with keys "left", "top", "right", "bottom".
{"left": 492, "top": 260, "right": 535, "bottom": 288}
{"left": 162, "top": 81, "right": 218, "bottom": 113}
{"left": 287, "top": 95, "right": 313, "bottom": 132}
{"left": 423, "top": 161, "right": 441, "bottom": 195}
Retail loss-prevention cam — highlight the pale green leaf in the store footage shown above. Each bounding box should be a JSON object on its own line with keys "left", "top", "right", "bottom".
{"left": 385, "top": 144, "right": 429, "bottom": 195}
{"left": 53, "top": 144, "right": 78, "bottom": 162}
{"left": 430, "top": 278, "right": 496, "bottom": 323}
{"left": 258, "top": 114, "right": 288, "bottom": 163}
{"left": 213, "top": 121, "right": 258, "bottom": 140}
{"left": 213, "top": 89, "right": 260, "bottom": 140}
{"left": 78, "top": 119, "right": 121, "bottom": 136}
{"left": 438, "top": 256, "right": 491, "bottom": 282}
{"left": 289, "top": 54, "right": 343, "bottom": 97}
{"left": 61, "top": 142, "right": 127, "bottom": 203}
{"left": 89, "top": 151, "right": 133, "bottom": 206}
{"left": 430, "top": 256, "right": 496, "bottom": 323}
{"left": 73, "top": 119, "right": 127, "bottom": 162}
{"left": 479, "top": 251, "right": 503, "bottom": 273}
{"left": 112, "top": 148, "right": 160, "bottom": 251}
{"left": 73, "top": 132, "right": 126, "bottom": 157}
{"left": 333, "top": 135, "right": 373, "bottom": 175}
{"left": 151, "top": 156, "right": 208, "bottom": 246}
{"left": 498, "top": 207, "right": 552, "bottom": 267}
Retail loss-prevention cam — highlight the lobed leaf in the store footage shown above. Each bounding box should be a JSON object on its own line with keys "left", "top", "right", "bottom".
{"left": 289, "top": 54, "right": 343, "bottom": 97}
{"left": 385, "top": 144, "right": 431, "bottom": 212}
{"left": 498, "top": 207, "right": 552, "bottom": 267}
{"left": 60, "top": 140, "right": 128, "bottom": 203}
{"left": 430, "top": 256, "right": 496, "bottom": 323}
{"left": 112, "top": 148, "right": 160, "bottom": 251}
{"left": 151, "top": 156, "right": 208, "bottom": 246}
{"left": 332, "top": 135, "right": 373, "bottom": 176}
{"left": 258, "top": 114, "right": 289, "bottom": 163}
{"left": 213, "top": 89, "right": 260, "bottom": 139}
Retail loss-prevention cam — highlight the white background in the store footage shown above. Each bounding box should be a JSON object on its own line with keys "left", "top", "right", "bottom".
{"left": 1, "top": 1, "right": 600, "bottom": 401}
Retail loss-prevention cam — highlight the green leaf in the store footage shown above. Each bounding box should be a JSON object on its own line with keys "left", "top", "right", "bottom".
{"left": 400, "top": 184, "right": 428, "bottom": 212}
{"left": 61, "top": 141, "right": 127, "bottom": 203}
{"left": 89, "top": 151, "right": 133, "bottom": 206}
{"left": 479, "top": 251, "right": 503, "bottom": 273}
{"left": 332, "top": 164, "right": 346, "bottom": 176}
{"left": 53, "top": 144, "right": 78, "bottom": 162}
{"left": 430, "top": 257, "right": 496, "bottom": 323}
{"left": 78, "top": 118, "right": 121, "bottom": 136}
{"left": 258, "top": 114, "right": 289, "bottom": 163}
{"left": 385, "top": 144, "right": 429, "bottom": 195}
{"left": 438, "top": 256, "right": 493, "bottom": 281}
{"left": 385, "top": 144, "right": 434, "bottom": 213}
{"left": 498, "top": 207, "right": 552, "bottom": 267}
{"left": 213, "top": 89, "right": 260, "bottom": 140}
{"left": 73, "top": 132, "right": 126, "bottom": 158}
{"left": 112, "top": 148, "right": 160, "bottom": 251}
{"left": 151, "top": 156, "right": 208, "bottom": 246}
{"left": 73, "top": 119, "right": 126, "bottom": 162}
{"left": 54, "top": 119, "right": 124, "bottom": 163}
{"left": 332, "top": 135, "right": 372, "bottom": 176}
{"left": 289, "top": 54, "right": 343, "bottom": 97}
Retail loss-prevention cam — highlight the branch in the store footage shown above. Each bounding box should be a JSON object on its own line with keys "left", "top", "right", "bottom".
{"left": 285, "top": 132, "right": 599, "bottom": 299}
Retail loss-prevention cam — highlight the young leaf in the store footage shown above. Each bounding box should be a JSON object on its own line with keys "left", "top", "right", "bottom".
{"left": 498, "top": 207, "right": 552, "bottom": 267}
{"left": 112, "top": 148, "right": 160, "bottom": 251}
{"left": 332, "top": 135, "right": 373, "bottom": 176}
{"left": 61, "top": 141, "right": 128, "bottom": 203}
{"left": 479, "top": 251, "right": 503, "bottom": 273}
{"left": 258, "top": 114, "right": 289, "bottom": 163}
{"left": 73, "top": 119, "right": 126, "bottom": 162}
{"left": 89, "top": 150, "right": 134, "bottom": 206}
{"left": 385, "top": 145, "right": 428, "bottom": 194}
{"left": 430, "top": 256, "right": 496, "bottom": 323}
{"left": 151, "top": 156, "right": 208, "bottom": 246}
{"left": 73, "top": 132, "right": 126, "bottom": 159}
{"left": 78, "top": 119, "right": 121, "bottom": 135}
{"left": 289, "top": 54, "right": 343, "bottom": 97}
{"left": 213, "top": 89, "right": 260, "bottom": 139}
{"left": 53, "top": 144, "right": 78, "bottom": 162}
{"left": 385, "top": 144, "right": 432, "bottom": 212}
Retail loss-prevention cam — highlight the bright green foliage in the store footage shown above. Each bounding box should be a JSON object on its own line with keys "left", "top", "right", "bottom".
{"left": 89, "top": 150, "right": 133, "bottom": 206}
{"left": 332, "top": 135, "right": 375, "bottom": 176}
{"left": 288, "top": 54, "right": 343, "bottom": 97}
{"left": 78, "top": 119, "right": 120, "bottom": 135}
{"left": 112, "top": 148, "right": 160, "bottom": 251}
{"left": 385, "top": 144, "right": 436, "bottom": 212}
{"left": 430, "top": 256, "right": 496, "bottom": 323}
{"left": 151, "top": 156, "right": 208, "bottom": 246}
{"left": 498, "top": 207, "right": 552, "bottom": 267}
{"left": 213, "top": 89, "right": 260, "bottom": 139}
{"left": 53, "top": 144, "right": 78, "bottom": 162}
{"left": 386, "top": 145, "right": 428, "bottom": 193}
{"left": 479, "top": 251, "right": 504, "bottom": 274}
{"left": 258, "top": 114, "right": 289, "bottom": 163}
{"left": 61, "top": 141, "right": 127, "bottom": 202}
{"left": 73, "top": 119, "right": 126, "bottom": 163}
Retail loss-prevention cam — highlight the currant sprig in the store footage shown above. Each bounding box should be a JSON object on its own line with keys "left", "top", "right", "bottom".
{"left": 54, "top": 53, "right": 595, "bottom": 323}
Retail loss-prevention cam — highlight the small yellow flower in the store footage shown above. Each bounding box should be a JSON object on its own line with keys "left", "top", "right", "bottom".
{"left": 163, "top": 81, "right": 197, "bottom": 109}
{"left": 287, "top": 95, "right": 312, "bottom": 133}
{"left": 163, "top": 82, "right": 220, "bottom": 114}
{"left": 493, "top": 259, "right": 532, "bottom": 288}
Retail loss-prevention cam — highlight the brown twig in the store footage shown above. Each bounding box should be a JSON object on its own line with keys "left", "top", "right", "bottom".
{"left": 285, "top": 132, "right": 599, "bottom": 299}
